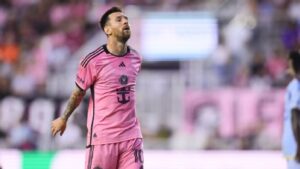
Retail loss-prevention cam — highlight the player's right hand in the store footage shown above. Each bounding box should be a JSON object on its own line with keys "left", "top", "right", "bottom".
{"left": 51, "top": 117, "right": 67, "bottom": 136}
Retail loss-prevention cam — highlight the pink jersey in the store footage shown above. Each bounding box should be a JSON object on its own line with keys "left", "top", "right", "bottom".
{"left": 75, "top": 44, "right": 142, "bottom": 146}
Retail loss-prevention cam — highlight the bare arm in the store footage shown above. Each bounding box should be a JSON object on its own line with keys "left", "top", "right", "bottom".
{"left": 61, "top": 85, "right": 86, "bottom": 121}
{"left": 51, "top": 85, "right": 85, "bottom": 136}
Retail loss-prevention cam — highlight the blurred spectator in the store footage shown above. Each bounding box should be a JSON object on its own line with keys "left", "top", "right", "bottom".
{"left": 0, "top": 63, "right": 11, "bottom": 97}
{"left": 223, "top": 3, "right": 255, "bottom": 65}
{"left": 281, "top": 19, "right": 300, "bottom": 50}
{"left": 288, "top": 0, "right": 300, "bottom": 22}
{"left": 11, "top": 60, "right": 36, "bottom": 97}
{"left": 211, "top": 36, "right": 236, "bottom": 86}
{"left": 0, "top": 30, "right": 20, "bottom": 64}
{"left": 265, "top": 48, "right": 288, "bottom": 87}
{"left": 248, "top": 52, "right": 271, "bottom": 90}
{"left": 0, "top": 8, "right": 8, "bottom": 28}
{"left": 65, "top": 21, "right": 86, "bottom": 53}
{"left": 46, "top": 32, "right": 70, "bottom": 73}
{"left": 18, "top": 21, "right": 37, "bottom": 51}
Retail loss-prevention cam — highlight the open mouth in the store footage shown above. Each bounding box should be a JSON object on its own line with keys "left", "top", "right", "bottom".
{"left": 123, "top": 27, "right": 130, "bottom": 31}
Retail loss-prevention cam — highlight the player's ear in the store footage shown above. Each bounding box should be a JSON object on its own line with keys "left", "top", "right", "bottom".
{"left": 104, "top": 26, "right": 112, "bottom": 36}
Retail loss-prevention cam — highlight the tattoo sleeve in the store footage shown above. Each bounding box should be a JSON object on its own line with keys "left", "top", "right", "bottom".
{"left": 61, "top": 85, "right": 86, "bottom": 121}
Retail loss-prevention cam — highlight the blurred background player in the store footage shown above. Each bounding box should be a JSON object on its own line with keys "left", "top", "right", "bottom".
{"left": 51, "top": 7, "right": 143, "bottom": 169}
{"left": 282, "top": 50, "right": 300, "bottom": 169}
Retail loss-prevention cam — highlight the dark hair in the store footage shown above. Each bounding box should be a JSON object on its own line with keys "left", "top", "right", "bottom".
{"left": 289, "top": 51, "right": 300, "bottom": 74}
{"left": 99, "top": 7, "right": 122, "bottom": 31}
{"left": 292, "top": 108, "right": 300, "bottom": 162}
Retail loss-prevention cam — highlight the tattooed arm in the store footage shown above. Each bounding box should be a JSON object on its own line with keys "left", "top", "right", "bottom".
{"left": 51, "top": 85, "right": 86, "bottom": 136}
{"left": 61, "top": 85, "right": 86, "bottom": 121}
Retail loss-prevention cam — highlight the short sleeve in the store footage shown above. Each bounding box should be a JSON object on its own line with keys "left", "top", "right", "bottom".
{"left": 75, "top": 62, "right": 96, "bottom": 91}
{"left": 131, "top": 47, "right": 142, "bottom": 73}
{"left": 294, "top": 91, "right": 300, "bottom": 108}
{"left": 291, "top": 89, "right": 300, "bottom": 109}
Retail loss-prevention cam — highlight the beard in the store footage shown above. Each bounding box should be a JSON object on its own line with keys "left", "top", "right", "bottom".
{"left": 116, "top": 30, "right": 131, "bottom": 43}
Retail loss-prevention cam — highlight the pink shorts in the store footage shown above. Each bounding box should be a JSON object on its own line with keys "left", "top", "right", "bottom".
{"left": 85, "top": 138, "right": 143, "bottom": 169}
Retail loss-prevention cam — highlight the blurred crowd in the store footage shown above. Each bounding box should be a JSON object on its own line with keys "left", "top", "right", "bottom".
{"left": 0, "top": 0, "right": 214, "bottom": 98}
{"left": 210, "top": 0, "right": 300, "bottom": 89}
{"left": 0, "top": 0, "right": 300, "bottom": 151}
{"left": 0, "top": 0, "right": 98, "bottom": 98}
{"left": 1, "top": 0, "right": 297, "bottom": 97}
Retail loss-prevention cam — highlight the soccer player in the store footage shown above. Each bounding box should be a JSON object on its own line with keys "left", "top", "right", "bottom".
{"left": 282, "top": 50, "right": 300, "bottom": 169}
{"left": 51, "top": 7, "right": 144, "bottom": 169}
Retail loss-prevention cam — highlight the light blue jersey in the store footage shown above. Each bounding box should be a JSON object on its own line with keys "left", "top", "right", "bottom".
{"left": 282, "top": 79, "right": 300, "bottom": 159}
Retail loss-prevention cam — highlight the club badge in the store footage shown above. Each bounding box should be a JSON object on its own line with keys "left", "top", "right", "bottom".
{"left": 119, "top": 75, "right": 128, "bottom": 85}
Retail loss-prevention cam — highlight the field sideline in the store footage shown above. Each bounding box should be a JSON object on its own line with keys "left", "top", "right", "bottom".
{"left": 0, "top": 149, "right": 285, "bottom": 169}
